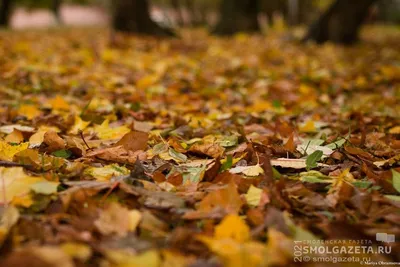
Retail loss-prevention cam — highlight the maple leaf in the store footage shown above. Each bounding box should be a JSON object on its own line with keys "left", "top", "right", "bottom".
{"left": 69, "top": 116, "right": 91, "bottom": 135}
{"left": 215, "top": 214, "right": 250, "bottom": 242}
{"left": 198, "top": 215, "right": 267, "bottom": 267}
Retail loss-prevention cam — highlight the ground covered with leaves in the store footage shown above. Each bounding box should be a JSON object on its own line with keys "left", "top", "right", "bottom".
{"left": 0, "top": 27, "right": 400, "bottom": 267}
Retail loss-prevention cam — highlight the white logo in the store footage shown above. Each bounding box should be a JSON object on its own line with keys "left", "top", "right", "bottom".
{"left": 376, "top": 233, "right": 395, "bottom": 243}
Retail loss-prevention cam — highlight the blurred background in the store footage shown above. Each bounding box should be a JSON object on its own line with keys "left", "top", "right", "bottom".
{"left": 1, "top": 0, "right": 400, "bottom": 30}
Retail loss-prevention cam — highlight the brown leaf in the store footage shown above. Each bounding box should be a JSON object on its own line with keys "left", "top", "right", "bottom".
{"left": 189, "top": 142, "right": 224, "bottom": 158}
{"left": 85, "top": 146, "right": 146, "bottom": 165}
{"left": 115, "top": 131, "right": 148, "bottom": 152}
{"left": 43, "top": 131, "right": 65, "bottom": 152}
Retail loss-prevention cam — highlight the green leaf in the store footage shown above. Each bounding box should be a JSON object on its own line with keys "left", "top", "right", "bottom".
{"left": 306, "top": 150, "right": 323, "bottom": 171}
{"left": 384, "top": 195, "right": 400, "bottom": 202}
{"left": 391, "top": 169, "right": 400, "bottom": 193}
{"left": 272, "top": 167, "right": 281, "bottom": 180}
{"left": 51, "top": 149, "right": 72, "bottom": 159}
{"left": 300, "top": 175, "right": 332, "bottom": 183}
{"left": 325, "top": 138, "right": 347, "bottom": 149}
{"left": 352, "top": 180, "right": 372, "bottom": 189}
{"left": 220, "top": 155, "right": 233, "bottom": 172}
{"left": 217, "top": 136, "right": 238, "bottom": 148}
{"left": 168, "top": 148, "right": 187, "bottom": 162}
{"left": 152, "top": 143, "right": 168, "bottom": 155}
{"left": 130, "top": 102, "right": 141, "bottom": 112}
{"left": 181, "top": 165, "right": 206, "bottom": 183}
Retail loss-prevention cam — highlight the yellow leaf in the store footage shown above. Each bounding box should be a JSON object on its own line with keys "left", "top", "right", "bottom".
{"left": 94, "top": 120, "right": 130, "bottom": 140}
{"left": 30, "top": 246, "right": 74, "bottom": 267}
{"left": 198, "top": 237, "right": 266, "bottom": 267}
{"left": 299, "top": 120, "right": 316, "bottom": 133}
{"left": 61, "top": 242, "right": 92, "bottom": 261}
{"left": 105, "top": 249, "right": 160, "bottom": 267}
{"left": 101, "top": 49, "right": 116, "bottom": 62}
{"left": 0, "top": 141, "right": 29, "bottom": 161}
{"left": 94, "top": 203, "right": 141, "bottom": 237}
{"left": 215, "top": 214, "right": 250, "bottom": 243}
{"left": 49, "top": 95, "right": 70, "bottom": 110}
{"left": 229, "top": 164, "right": 264, "bottom": 177}
{"left": 299, "top": 84, "right": 313, "bottom": 95}
{"left": 265, "top": 228, "right": 294, "bottom": 266}
{"left": 84, "top": 164, "right": 129, "bottom": 181}
{"left": 11, "top": 194, "right": 33, "bottom": 208}
{"left": 247, "top": 100, "right": 272, "bottom": 113}
{"left": 137, "top": 74, "right": 159, "bottom": 89}
{"left": 127, "top": 210, "right": 142, "bottom": 232}
{"left": 29, "top": 130, "right": 47, "bottom": 147}
{"left": 69, "top": 116, "right": 91, "bottom": 135}
{"left": 0, "top": 206, "right": 19, "bottom": 247}
{"left": 161, "top": 250, "right": 190, "bottom": 267}
{"left": 0, "top": 167, "right": 58, "bottom": 205}
{"left": 245, "top": 185, "right": 263, "bottom": 207}
{"left": 389, "top": 126, "right": 400, "bottom": 134}
{"left": 220, "top": 153, "right": 246, "bottom": 166}
{"left": 17, "top": 104, "right": 41, "bottom": 120}
{"left": 5, "top": 129, "right": 24, "bottom": 143}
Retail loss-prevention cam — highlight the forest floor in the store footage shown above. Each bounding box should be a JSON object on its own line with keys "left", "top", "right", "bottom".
{"left": 0, "top": 26, "right": 400, "bottom": 267}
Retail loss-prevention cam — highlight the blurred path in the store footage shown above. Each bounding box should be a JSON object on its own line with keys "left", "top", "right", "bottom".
{"left": 11, "top": 5, "right": 109, "bottom": 29}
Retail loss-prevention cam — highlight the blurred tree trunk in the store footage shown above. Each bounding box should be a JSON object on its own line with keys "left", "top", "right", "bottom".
{"left": 287, "top": 0, "right": 298, "bottom": 25}
{"left": 0, "top": 0, "right": 12, "bottom": 27}
{"left": 303, "top": 0, "right": 378, "bottom": 44}
{"left": 171, "top": 0, "right": 184, "bottom": 26}
{"left": 184, "top": 0, "right": 197, "bottom": 26}
{"left": 298, "top": 0, "right": 314, "bottom": 25}
{"left": 262, "top": 0, "right": 287, "bottom": 27}
{"left": 113, "top": 0, "right": 174, "bottom": 36}
{"left": 52, "top": 0, "right": 63, "bottom": 25}
{"left": 197, "top": 2, "right": 208, "bottom": 26}
{"left": 213, "top": 0, "right": 260, "bottom": 35}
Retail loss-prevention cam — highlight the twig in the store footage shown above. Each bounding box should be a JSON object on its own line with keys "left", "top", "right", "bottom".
{"left": 0, "top": 161, "right": 31, "bottom": 168}
{"left": 79, "top": 130, "right": 91, "bottom": 150}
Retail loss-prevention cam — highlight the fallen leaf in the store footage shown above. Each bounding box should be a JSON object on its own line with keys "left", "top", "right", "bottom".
{"left": 229, "top": 164, "right": 264, "bottom": 177}
{"left": 215, "top": 214, "right": 250, "bottom": 242}
{"left": 115, "top": 131, "right": 148, "bottom": 152}
{"left": 391, "top": 169, "right": 400, "bottom": 193}
{"left": 43, "top": 131, "right": 65, "bottom": 152}
{"left": 94, "top": 119, "right": 130, "bottom": 140}
{"left": 69, "top": 116, "right": 91, "bottom": 135}
{"left": 0, "top": 206, "right": 19, "bottom": 246}
{"left": 95, "top": 202, "right": 141, "bottom": 237}
{"left": 0, "top": 167, "right": 59, "bottom": 205}
{"left": 60, "top": 242, "right": 92, "bottom": 261}
{"left": 5, "top": 130, "right": 24, "bottom": 143}
{"left": 48, "top": 95, "right": 70, "bottom": 111}
{"left": 244, "top": 185, "right": 263, "bottom": 207}
{"left": 84, "top": 164, "right": 129, "bottom": 181}
{"left": 0, "top": 141, "right": 29, "bottom": 161}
